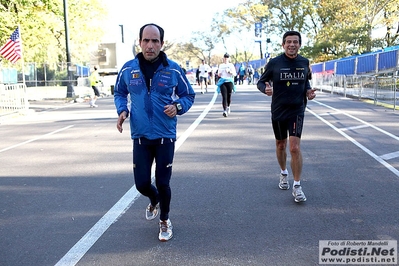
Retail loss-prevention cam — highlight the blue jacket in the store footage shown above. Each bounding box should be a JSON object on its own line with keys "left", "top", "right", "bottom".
{"left": 114, "top": 52, "right": 195, "bottom": 140}
{"left": 216, "top": 77, "right": 236, "bottom": 93}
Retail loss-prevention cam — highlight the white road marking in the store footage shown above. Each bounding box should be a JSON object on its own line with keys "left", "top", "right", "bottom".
{"left": 380, "top": 151, "right": 399, "bottom": 160}
{"left": 0, "top": 125, "right": 74, "bottom": 153}
{"left": 55, "top": 92, "right": 218, "bottom": 266}
{"left": 340, "top": 124, "right": 369, "bottom": 131}
{"left": 307, "top": 100, "right": 399, "bottom": 177}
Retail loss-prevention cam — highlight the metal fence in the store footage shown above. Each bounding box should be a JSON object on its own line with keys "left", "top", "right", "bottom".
{"left": 311, "top": 46, "right": 399, "bottom": 75}
{"left": 312, "top": 73, "right": 398, "bottom": 110}
{"left": 0, "top": 73, "right": 115, "bottom": 121}
{"left": 0, "top": 83, "right": 29, "bottom": 121}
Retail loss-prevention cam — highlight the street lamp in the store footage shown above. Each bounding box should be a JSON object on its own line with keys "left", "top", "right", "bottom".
{"left": 261, "top": 18, "right": 269, "bottom": 59}
{"left": 254, "top": 22, "right": 263, "bottom": 59}
{"left": 63, "top": 0, "right": 75, "bottom": 98}
{"left": 119, "top": 25, "right": 124, "bottom": 43}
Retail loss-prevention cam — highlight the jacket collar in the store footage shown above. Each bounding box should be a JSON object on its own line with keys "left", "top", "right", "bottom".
{"left": 137, "top": 51, "right": 169, "bottom": 67}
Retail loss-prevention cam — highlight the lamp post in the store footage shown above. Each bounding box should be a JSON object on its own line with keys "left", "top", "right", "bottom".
{"left": 261, "top": 18, "right": 269, "bottom": 59}
{"left": 63, "top": 0, "right": 75, "bottom": 98}
{"left": 254, "top": 22, "right": 263, "bottom": 59}
{"left": 119, "top": 25, "right": 124, "bottom": 43}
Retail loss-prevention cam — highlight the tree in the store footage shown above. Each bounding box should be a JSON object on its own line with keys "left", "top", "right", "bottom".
{"left": 0, "top": 0, "right": 107, "bottom": 67}
{"left": 370, "top": 0, "right": 399, "bottom": 48}
{"left": 167, "top": 42, "right": 203, "bottom": 69}
{"left": 220, "top": 2, "right": 269, "bottom": 61}
{"left": 189, "top": 30, "right": 218, "bottom": 65}
{"left": 222, "top": 0, "right": 399, "bottom": 63}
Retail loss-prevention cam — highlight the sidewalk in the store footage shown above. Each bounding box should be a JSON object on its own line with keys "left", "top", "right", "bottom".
{"left": 27, "top": 98, "right": 81, "bottom": 112}
{"left": 0, "top": 98, "right": 83, "bottom": 124}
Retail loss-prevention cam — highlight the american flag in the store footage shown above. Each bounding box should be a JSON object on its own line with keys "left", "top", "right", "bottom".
{"left": 0, "top": 28, "right": 22, "bottom": 63}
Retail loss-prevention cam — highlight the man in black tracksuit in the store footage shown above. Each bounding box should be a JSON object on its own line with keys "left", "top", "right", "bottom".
{"left": 257, "top": 30, "right": 316, "bottom": 203}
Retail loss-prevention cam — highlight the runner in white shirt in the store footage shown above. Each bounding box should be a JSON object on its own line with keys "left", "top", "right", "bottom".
{"left": 199, "top": 60, "right": 211, "bottom": 94}
{"left": 217, "top": 53, "right": 237, "bottom": 117}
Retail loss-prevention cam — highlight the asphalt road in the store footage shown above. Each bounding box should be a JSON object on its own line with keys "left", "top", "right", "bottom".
{"left": 0, "top": 85, "right": 398, "bottom": 266}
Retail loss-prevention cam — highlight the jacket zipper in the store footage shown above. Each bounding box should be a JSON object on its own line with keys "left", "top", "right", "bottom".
{"left": 148, "top": 78, "right": 151, "bottom": 94}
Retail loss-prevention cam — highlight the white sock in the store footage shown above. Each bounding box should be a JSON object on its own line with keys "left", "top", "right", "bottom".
{"left": 281, "top": 169, "right": 288, "bottom": 175}
{"left": 293, "top": 181, "right": 300, "bottom": 186}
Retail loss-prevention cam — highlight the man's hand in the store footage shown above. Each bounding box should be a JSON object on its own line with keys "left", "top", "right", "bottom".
{"left": 307, "top": 89, "right": 316, "bottom": 100}
{"left": 117, "top": 111, "right": 127, "bottom": 133}
{"left": 265, "top": 83, "right": 273, "bottom": 96}
{"left": 164, "top": 104, "right": 177, "bottom": 118}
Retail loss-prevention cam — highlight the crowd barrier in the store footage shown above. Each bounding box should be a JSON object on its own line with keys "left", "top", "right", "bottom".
{"left": 312, "top": 73, "right": 398, "bottom": 110}
{"left": 0, "top": 83, "right": 29, "bottom": 120}
{"left": 0, "top": 79, "right": 111, "bottom": 122}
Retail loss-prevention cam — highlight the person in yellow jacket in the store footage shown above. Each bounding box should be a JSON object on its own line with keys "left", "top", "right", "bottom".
{"left": 89, "top": 66, "right": 101, "bottom": 107}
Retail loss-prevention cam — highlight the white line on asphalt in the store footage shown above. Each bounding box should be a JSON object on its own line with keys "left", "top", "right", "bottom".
{"left": 340, "top": 124, "right": 369, "bottom": 131}
{"left": 0, "top": 125, "right": 74, "bottom": 153}
{"left": 55, "top": 92, "right": 218, "bottom": 266}
{"left": 307, "top": 101, "right": 399, "bottom": 178}
{"left": 380, "top": 151, "right": 399, "bottom": 160}
{"left": 318, "top": 111, "right": 341, "bottom": 116}
{"left": 314, "top": 101, "right": 399, "bottom": 141}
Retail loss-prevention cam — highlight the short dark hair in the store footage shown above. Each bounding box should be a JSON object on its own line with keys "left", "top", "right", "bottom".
{"left": 224, "top": 53, "right": 229, "bottom": 58}
{"left": 139, "top": 23, "right": 164, "bottom": 43}
{"left": 282, "top": 31, "right": 302, "bottom": 45}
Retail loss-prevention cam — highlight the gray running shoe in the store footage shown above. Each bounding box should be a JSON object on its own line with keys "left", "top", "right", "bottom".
{"left": 292, "top": 185, "right": 307, "bottom": 202}
{"left": 279, "top": 173, "right": 290, "bottom": 190}
{"left": 145, "top": 203, "right": 159, "bottom": 220}
{"left": 159, "top": 219, "right": 173, "bottom": 241}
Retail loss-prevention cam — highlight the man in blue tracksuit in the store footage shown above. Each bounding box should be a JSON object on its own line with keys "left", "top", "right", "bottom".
{"left": 114, "top": 23, "right": 195, "bottom": 241}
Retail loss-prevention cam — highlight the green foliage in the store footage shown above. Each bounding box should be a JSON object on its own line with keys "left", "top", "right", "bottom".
{"left": 0, "top": 0, "right": 107, "bottom": 67}
{"left": 2, "top": 0, "right": 397, "bottom": 71}
{"left": 206, "top": 0, "right": 399, "bottom": 63}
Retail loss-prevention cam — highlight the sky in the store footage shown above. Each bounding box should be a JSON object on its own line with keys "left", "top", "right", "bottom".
{"left": 102, "top": 0, "right": 250, "bottom": 51}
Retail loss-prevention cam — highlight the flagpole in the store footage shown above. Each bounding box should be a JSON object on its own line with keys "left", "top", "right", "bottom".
{"left": 63, "top": 0, "right": 75, "bottom": 98}
{"left": 18, "top": 24, "right": 28, "bottom": 113}
{"left": 18, "top": 24, "right": 26, "bottom": 85}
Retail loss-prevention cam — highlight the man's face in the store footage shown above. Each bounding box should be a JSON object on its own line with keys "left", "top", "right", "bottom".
{"left": 282, "top": 35, "right": 301, "bottom": 58}
{"left": 139, "top": 25, "right": 163, "bottom": 61}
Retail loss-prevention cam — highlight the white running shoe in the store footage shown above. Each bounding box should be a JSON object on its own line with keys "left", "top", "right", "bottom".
{"left": 145, "top": 203, "right": 159, "bottom": 220}
{"left": 227, "top": 106, "right": 231, "bottom": 114}
{"left": 159, "top": 219, "right": 173, "bottom": 241}
{"left": 292, "top": 185, "right": 307, "bottom": 202}
{"left": 223, "top": 111, "right": 228, "bottom": 117}
{"left": 279, "top": 173, "right": 289, "bottom": 190}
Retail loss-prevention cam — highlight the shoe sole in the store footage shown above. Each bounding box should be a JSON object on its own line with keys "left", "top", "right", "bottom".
{"left": 293, "top": 193, "right": 307, "bottom": 202}
{"left": 294, "top": 197, "right": 307, "bottom": 203}
{"left": 146, "top": 204, "right": 159, "bottom": 220}
{"left": 279, "top": 184, "right": 290, "bottom": 190}
{"left": 159, "top": 234, "right": 173, "bottom": 242}
{"left": 146, "top": 215, "right": 158, "bottom": 221}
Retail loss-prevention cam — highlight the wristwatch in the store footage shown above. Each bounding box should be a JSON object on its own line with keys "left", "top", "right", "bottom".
{"left": 174, "top": 103, "right": 182, "bottom": 111}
